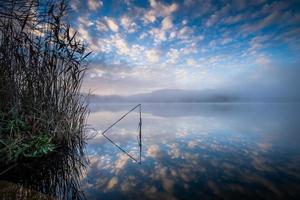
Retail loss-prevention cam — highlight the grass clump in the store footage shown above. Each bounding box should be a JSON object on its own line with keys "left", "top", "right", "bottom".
{"left": 0, "top": 0, "right": 90, "bottom": 169}
{"left": 0, "top": 108, "right": 58, "bottom": 162}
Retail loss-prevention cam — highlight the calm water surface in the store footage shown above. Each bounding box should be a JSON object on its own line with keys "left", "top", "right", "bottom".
{"left": 82, "top": 103, "right": 300, "bottom": 200}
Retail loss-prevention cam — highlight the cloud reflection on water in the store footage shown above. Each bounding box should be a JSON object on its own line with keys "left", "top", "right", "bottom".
{"left": 82, "top": 103, "right": 300, "bottom": 199}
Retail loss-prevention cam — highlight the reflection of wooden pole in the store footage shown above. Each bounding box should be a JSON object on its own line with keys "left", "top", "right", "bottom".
{"left": 139, "top": 104, "right": 142, "bottom": 164}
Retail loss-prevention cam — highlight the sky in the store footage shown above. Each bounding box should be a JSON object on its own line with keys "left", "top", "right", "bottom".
{"left": 69, "top": 0, "right": 300, "bottom": 96}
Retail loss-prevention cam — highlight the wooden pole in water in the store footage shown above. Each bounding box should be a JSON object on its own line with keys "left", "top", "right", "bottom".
{"left": 101, "top": 104, "right": 142, "bottom": 164}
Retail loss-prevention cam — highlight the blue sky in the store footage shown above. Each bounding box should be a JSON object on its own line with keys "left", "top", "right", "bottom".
{"left": 69, "top": 0, "right": 300, "bottom": 95}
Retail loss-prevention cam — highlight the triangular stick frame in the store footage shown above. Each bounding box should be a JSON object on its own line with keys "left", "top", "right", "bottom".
{"left": 101, "top": 104, "right": 142, "bottom": 164}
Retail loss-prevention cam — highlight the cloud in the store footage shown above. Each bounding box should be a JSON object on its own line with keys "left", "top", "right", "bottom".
{"left": 115, "top": 154, "right": 130, "bottom": 173}
{"left": 167, "top": 48, "right": 179, "bottom": 64}
{"left": 182, "top": 19, "right": 188, "bottom": 25}
{"left": 221, "top": 37, "right": 232, "bottom": 45}
{"left": 77, "top": 25, "right": 91, "bottom": 42}
{"left": 75, "top": 0, "right": 300, "bottom": 98}
{"left": 88, "top": 0, "right": 103, "bottom": 11}
{"left": 105, "top": 17, "right": 119, "bottom": 32}
{"left": 248, "top": 35, "right": 270, "bottom": 54}
{"left": 120, "top": 16, "right": 137, "bottom": 33}
{"left": 255, "top": 54, "right": 271, "bottom": 66}
{"left": 112, "top": 34, "right": 130, "bottom": 55}
{"left": 146, "top": 49, "right": 160, "bottom": 63}
{"left": 205, "top": 4, "right": 230, "bottom": 27}
{"left": 143, "top": 11, "right": 157, "bottom": 24}
{"left": 149, "top": 28, "right": 166, "bottom": 44}
{"left": 224, "top": 14, "right": 244, "bottom": 25}
{"left": 187, "top": 141, "right": 198, "bottom": 148}
{"left": 96, "top": 20, "right": 109, "bottom": 32}
{"left": 143, "top": 0, "right": 178, "bottom": 24}
{"left": 120, "top": 16, "right": 131, "bottom": 29}
{"left": 147, "top": 145, "right": 161, "bottom": 158}
{"left": 206, "top": 14, "right": 218, "bottom": 27}
{"left": 169, "top": 31, "right": 176, "bottom": 39}
{"left": 106, "top": 177, "right": 118, "bottom": 190}
{"left": 88, "top": 68, "right": 105, "bottom": 78}
{"left": 162, "top": 178, "right": 175, "bottom": 192}
{"left": 161, "top": 16, "right": 173, "bottom": 30}
{"left": 241, "top": 12, "right": 280, "bottom": 33}
{"left": 168, "top": 143, "right": 181, "bottom": 159}
{"left": 139, "top": 32, "right": 148, "bottom": 40}
{"left": 77, "top": 16, "right": 94, "bottom": 27}
{"left": 70, "top": 0, "right": 80, "bottom": 11}
{"left": 177, "top": 26, "right": 194, "bottom": 40}
{"left": 186, "top": 58, "right": 196, "bottom": 66}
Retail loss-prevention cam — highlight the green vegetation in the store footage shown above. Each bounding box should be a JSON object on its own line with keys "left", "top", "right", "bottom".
{"left": 0, "top": 0, "right": 90, "bottom": 170}
{"left": 0, "top": 109, "right": 58, "bottom": 162}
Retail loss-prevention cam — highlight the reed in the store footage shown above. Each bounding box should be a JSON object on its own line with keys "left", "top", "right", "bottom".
{"left": 0, "top": 0, "right": 90, "bottom": 166}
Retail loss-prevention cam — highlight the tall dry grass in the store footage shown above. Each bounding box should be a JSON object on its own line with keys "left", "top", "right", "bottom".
{"left": 0, "top": 0, "right": 90, "bottom": 166}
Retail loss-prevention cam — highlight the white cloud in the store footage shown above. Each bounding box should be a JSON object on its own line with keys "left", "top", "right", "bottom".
{"left": 177, "top": 26, "right": 194, "bottom": 40}
{"left": 256, "top": 54, "right": 271, "bottom": 66}
{"left": 129, "top": 44, "right": 146, "bottom": 61}
{"left": 186, "top": 58, "right": 196, "bottom": 66}
{"left": 240, "top": 12, "right": 280, "bottom": 34}
{"left": 224, "top": 14, "right": 244, "bottom": 25}
{"left": 121, "top": 16, "right": 131, "bottom": 29}
{"left": 143, "top": 11, "right": 157, "bottom": 24}
{"left": 248, "top": 35, "right": 269, "bottom": 54}
{"left": 206, "top": 14, "right": 218, "bottom": 27}
{"left": 180, "top": 42, "right": 199, "bottom": 55}
{"left": 143, "top": 0, "right": 178, "bottom": 24}
{"left": 88, "top": 68, "right": 105, "bottom": 78}
{"left": 96, "top": 20, "right": 109, "bottom": 32}
{"left": 120, "top": 16, "right": 137, "bottom": 33}
{"left": 88, "top": 0, "right": 103, "bottom": 11}
{"left": 221, "top": 37, "right": 232, "bottom": 45}
{"left": 105, "top": 17, "right": 119, "bottom": 32}
{"left": 167, "top": 48, "right": 179, "bottom": 64}
{"left": 161, "top": 16, "right": 173, "bottom": 30}
{"left": 205, "top": 4, "right": 230, "bottom": 27}
{"left": 70, "top": 0, "right": 80, "bottom": 11}
{"left": 149, "top": 28, "right": 166, "bottom": 44}
{"left": 77, "top": 16, "right": 93, "bottom": 27}
{"left": 175, "top": 69, "right": 188, "bottom": 80}
{"left": 139, "top": 32, "right": 148, "bottom": 39}
{"left": 111, "top": 34, "right": 130, "bottom": 55}
{"left": 146, "top": 49, "right": 160, "bottom": 63}
{"left": 147, "top": 145, "right": 160, "bottom": 158}
{"left": 169, "top": 31, "right": 177, "bottom": 39}
{"left": 115, "top": 154, "right": 130, "bottom": 172}
{"left": 187, "top": 141, "right": 198, "bottom": 148}
{"left": 77, "top": 25, "right": 91, "bottom": 42}
{"left": 106, "top": 177, "right": 118, "bottom": 190}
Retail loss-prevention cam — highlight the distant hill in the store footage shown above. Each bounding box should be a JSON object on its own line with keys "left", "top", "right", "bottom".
{"left": 87, "top": 88, "right": 300, "bottom": 103}
{"left": 88, "top": 89, "right": 241, "bottom": 103}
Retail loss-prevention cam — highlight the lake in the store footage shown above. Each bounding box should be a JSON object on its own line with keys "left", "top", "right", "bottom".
{"left": 82, "top": 103, "right": 300, "bottom": 200}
